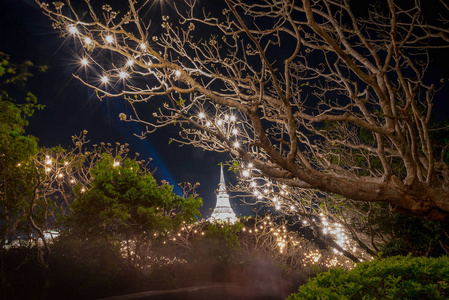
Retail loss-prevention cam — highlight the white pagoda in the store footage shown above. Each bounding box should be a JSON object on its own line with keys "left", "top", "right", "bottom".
{"left": 208, "top": 165, "right": 237, "bottom": 223}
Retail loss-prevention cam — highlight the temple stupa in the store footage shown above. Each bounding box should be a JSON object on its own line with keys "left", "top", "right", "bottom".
{"left": 208, "top": 165, "right": 237, "bottom": 223}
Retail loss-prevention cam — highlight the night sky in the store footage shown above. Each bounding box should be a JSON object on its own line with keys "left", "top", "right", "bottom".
{"left": 2, "top": 0, "right": 449, "bottom": 219}
{"left": 0, "top": 0, "right": 240, "bottom": 218}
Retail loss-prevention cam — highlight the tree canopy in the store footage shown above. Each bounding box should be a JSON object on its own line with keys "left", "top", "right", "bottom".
{"left": 38, "top": 0, "right": 449, "bottom": 220}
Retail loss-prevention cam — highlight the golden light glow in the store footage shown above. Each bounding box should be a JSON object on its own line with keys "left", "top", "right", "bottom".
{"left": 101, "top": 75, "right": 109, "bottom": 83}
{"left": 84, "top": 37, "right": 92, "bottom": 45}
{"left": 67, "top": 25, "right": 78, "bottom": 35}
{"left": 105, "top": 35, "right": 114, "bottom": 44}
{"left": 119, "top": 70, "right": 128, "bottom": 79}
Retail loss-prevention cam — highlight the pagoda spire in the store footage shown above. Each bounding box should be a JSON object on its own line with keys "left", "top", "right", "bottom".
{"left": 208, "top": 164, "right": 237, "bottom": 223}
{"left": 219, "top": 164, "right": 226, "bottom": 192}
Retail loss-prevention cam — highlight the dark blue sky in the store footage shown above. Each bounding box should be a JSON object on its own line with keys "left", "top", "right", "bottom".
{"left": 0, "top": 0, "right": 244, "bottom": 218}
{"left": 2, "top": 0, "right": 449, "bottom": 219}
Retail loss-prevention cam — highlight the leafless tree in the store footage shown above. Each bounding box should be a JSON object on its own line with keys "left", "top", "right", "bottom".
{"left": 38, "top": 0, "right": 449, "bottom": 220}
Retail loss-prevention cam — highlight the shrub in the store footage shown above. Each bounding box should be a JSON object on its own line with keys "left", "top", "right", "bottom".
{"left": 288, "top": 255, "right": 449, "bottom": 300}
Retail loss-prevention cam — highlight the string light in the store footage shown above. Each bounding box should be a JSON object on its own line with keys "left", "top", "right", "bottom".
{"left": 126, "top": 59, "right": 134, "bottom": 67}
{"left": 67, "top": 25, "right": 78, "bottom": 35}
{"left": 105, "top": 35, "right": 114, "bottom": 44}
{"left": 230, "top": 115, "right": 236, "bottom": 122}
{"left": 232, "top": 129, "right": 238, "bottom": 135}
{"left": 84, "top": 37, "right": 92, "bottom": 45}
{"left": 140, "top": 43, "right": 146, "bottom": 50}
{"left": 81, "top": 58, "right": 88, "bottom": 66}
{"left": 242, "top": 170, "right": 250, "bottom": 177}
{"left": 119, "top": 70, "right": 128, "bottom": 79}
{"left": 198, "top": 112, "right": 205, "bottom": 119}
{"left": 233, "top": 141, "right": 240, "bottom": 148}
{"left": 175, "top": 70, "right": 181, "bottom": 77}
{"left": 101, "top": 75, "right": 109, "bottom": 84}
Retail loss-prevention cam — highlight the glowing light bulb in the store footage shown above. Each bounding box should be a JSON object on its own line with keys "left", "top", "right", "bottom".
{"left": 81, "top": 188, "right": 86, "bottom": 192}
{"left": 46, "top": 159, "right": 52, "bottom": 165}
{"left": 101, "top": 75, "right": 109, "bottom": 83}
{"left": 126, "top": 59, "right": 134, "bottom": 67}
{"left": 68, "top": 25, "right": 78, "bottom": 35}
{"left": 233, "top": 141, "right": 240, "bottom": 148}
{"left": 242, "top": 170, "right": 250, "bottom": 177}
{"left": 17, "top": 163, "right": 21, "bottom": 167}
{"left": 230, "top": 115, "right": 236, "bottom": 121}
{"left": 140, "top": 43, "right": 146, "bottom": 50}
{"left": 248, "top": 163, "right": 253, "bottom": 168}
{"left": 198, "top": 112, "right": 205, "bottom": 119}
{"left": 119, "top": 71, "right": 128, "bottom": 79}
{"left": 70, "top": 179, "right": 75, "bottom": 184}
{"left": 251, "top": 182, "right": 256, "bottom": 187}
{"left": 84, "top": 37, "right": 92, "bottom": 45}
{"left": 105, "top": 35, "right": 114, "bottom": 43}
{"left": 275, "top": 204, "right": 281, "bottom": 210}
{"left": 225, "top": 115, "right": 229, "bottom": 120}
{"left": 232, "top": 129, "right": 238, "bottom": 135}
{"left": 45, "top": 167, "right": 51, "bottom": 172}
{"left": 58, "top": 174, "right": 63, "bottom": 178}
{"left": 81, "top": 58, "right": 88, "bottom": 66}
{"left": 217, "top": 120, "right": 223, "bottom": 126}
{"left": 174, "top": 70, "right": 181, "bottom": 77}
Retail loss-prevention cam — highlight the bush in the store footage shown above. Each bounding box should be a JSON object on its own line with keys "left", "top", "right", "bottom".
{"left": 288, "top": 255, "right": 449, "bottom": 300}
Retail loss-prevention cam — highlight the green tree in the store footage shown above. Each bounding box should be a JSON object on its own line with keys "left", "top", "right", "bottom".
{"left": 0, "top": 52, "right": 44, "bottom": 242}
{"left": 65, "top": 154, "right": 202, "bottom": 268}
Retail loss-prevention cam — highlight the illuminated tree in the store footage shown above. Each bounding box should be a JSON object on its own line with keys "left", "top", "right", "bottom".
{"left": 38, "top": 0, "right": 449, "bottom": 221}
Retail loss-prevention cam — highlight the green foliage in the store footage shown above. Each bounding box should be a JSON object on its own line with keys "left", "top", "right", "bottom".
{"left": 201, "top": 222, "right": 243, "bottom": 264}
{"left": 288, "top": 255, "right": 449, "bottom": 300}
{"left": 66, "top": 153, "right": 202, "bottom": 240}
{"left": 0, "top": 52, "right": 44, "bottom": 245}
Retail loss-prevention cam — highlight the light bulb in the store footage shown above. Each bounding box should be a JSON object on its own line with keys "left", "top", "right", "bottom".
{"left": 101, "top": 76, "right": 109, "bottom": 83}
{"left": 119, "top": 71, "right": 128, "bottom": 79}
{"left": 68, "top": 25, "right": 78, "bottom": 35}
{"left": 198, "top": 112, "right": 205, "bottom": 119}
{"left": 105, "top": 35, "right": 114, "bottom": 43}
{"left": 84, "top": 37, "right": 92, "bottom": 45}
{"left": 81, "top": 58, "right": 88, "bottom": 66}
{"left": 126, "top": 59, "right": 134, "bottom": 67}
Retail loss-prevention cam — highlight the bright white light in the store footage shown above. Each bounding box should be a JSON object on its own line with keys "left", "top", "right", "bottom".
{"left": 233, "top": 141, "right": 240, "bottom": 148}
{"left": 198, "top": 112, "right": 205, "bottom": 119}
{"left": 68, "top": 25, "right": 78, "bottom": 35}
{"left": 206, "top": 121, "right": 211, "bottom": 126}
{"left": 225, "top": 115, "right": 229, "bottom": 120}
{"left": 101, "top": 76, "right": 109, "bottom": 84}
{"left": 105, "top": 35, "right": 114, "bottom": 43}
{"left": 113, "top": 161, "right": 120, "bottom": 167}
{"left": 126, "top": 59, "right": 134, "bottom": 67}
{"left": 45, "top": 167, "right": 51, "bottom": 172}
{"left": 58, "top": 174, "right": 63, "bottom": 178}
{"left": 140, "top": 43, "right": 146, "bottom": 50}
{"left": 46, "top": 159, "right": 52, "bottom": 165}
{"left": 84, "top": 37, "right": 92, "bottom": 45}
{"left": 250, "top": 182, "right": 256, "bottom": 187}
{"left": 81, "top": 58, "right": 88, "bottom": 66}
{"left": 282, "top": 184, "right": 286, "bottom": 189}
{"left": 242, "top": 170, "right": 250, "bottom": 177}
{"left": 81, "top": 188, "right": 86, "bottom": 193}
{"left": 275, "top": 204, "right": 281, "bottom": 210}
{"left": 217, "top": 120, "right": 223, "bottom": 126}
{"left": 119, "top": 71, "right": 128, "bottom": 79}
{"left": 230, "top": 115, "right": 236, "bottom": 122}
{"left": 248, "top": 163, "right": 253, "bottom": 168}
{"left": 232, "top": 129, "right": 238, "bottom": 135}
{"left": 175, "top": 70, "right": 181, "bottom": 77}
